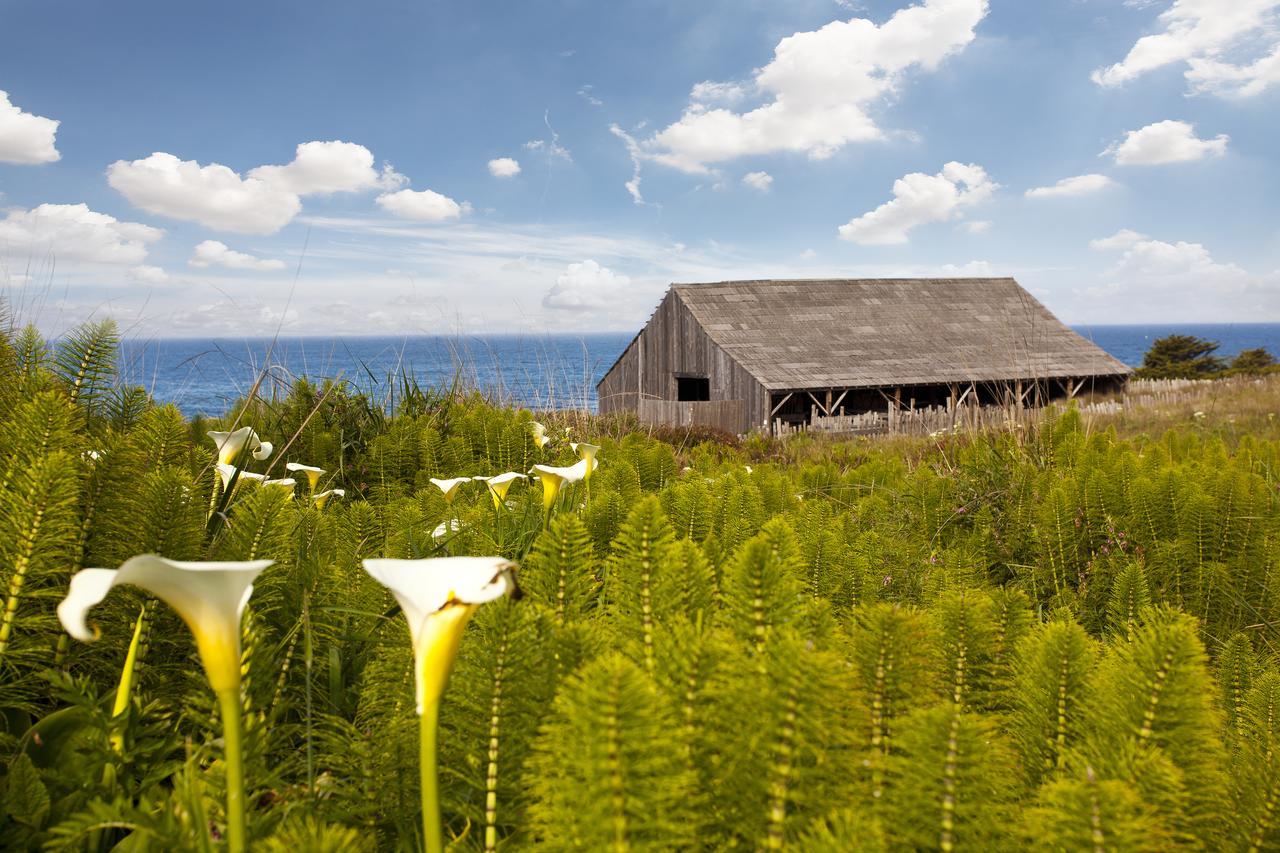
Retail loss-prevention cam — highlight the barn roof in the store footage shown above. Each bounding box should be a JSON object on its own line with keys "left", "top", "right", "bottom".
{"left": 659, "top": 278, "right": 1129, "bottom": 391}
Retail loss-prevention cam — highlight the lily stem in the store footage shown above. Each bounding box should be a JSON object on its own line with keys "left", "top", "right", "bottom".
{"left": 420, "top": 699, "right": 443, "bottom": 853}
{"left": 216, "top": 687, "right": 248, "bottom": 853}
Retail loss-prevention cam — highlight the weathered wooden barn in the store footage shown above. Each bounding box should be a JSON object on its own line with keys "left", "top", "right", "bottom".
{"left": 596, "top": 278, "right": 1130, "bottom": 434}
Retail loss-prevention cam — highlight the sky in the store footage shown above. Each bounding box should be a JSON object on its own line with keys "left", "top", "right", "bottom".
{"left": 0, "top": 0, "right": 1278, "bottom": 337}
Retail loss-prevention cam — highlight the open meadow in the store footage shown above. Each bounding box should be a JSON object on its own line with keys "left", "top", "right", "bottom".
{"left": 4, "top": 320, "right": 1280, "bottom": 850}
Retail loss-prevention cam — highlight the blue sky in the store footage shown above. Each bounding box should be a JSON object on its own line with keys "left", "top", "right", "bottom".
{"left": 1, "top": 0, "right": 1278, "bottom": 336}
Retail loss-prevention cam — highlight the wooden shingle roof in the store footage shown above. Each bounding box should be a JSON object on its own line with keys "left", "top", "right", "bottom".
{"left": 668, "top": 278, "right": 1129, "bottom": 390}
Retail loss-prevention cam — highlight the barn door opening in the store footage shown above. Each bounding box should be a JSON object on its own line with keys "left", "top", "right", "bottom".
{"left": 676, "top": 375, "right": 710, "bottom": 401}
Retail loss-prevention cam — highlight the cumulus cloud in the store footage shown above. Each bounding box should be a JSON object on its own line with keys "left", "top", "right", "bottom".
{"left": 1089, "top": 228, "right": 1149, "bottom": 251}
{"left": 189, "top": 239, "right": 287, "bottom": 271}
{"left": 543, "top": 260, "right": 632, "bottom": 311}
{"left": 108, "top": 141, "right": 406, "bottom": 234}
{"left": 0, "top": 90, "right": 60, "bottom": 164}
{"left": 247, "top": 141, "right": 405, "bottom": 195}
{"left": 1025, "top": 174, "right": 1115, "bottom": 198}
{"left": 1103, "top": 119, "right": 1228, "bottom": 165}
{"left": 1085, "top": 230, "right": 1280, "bottom": 318}
{"left": 128, "top": 265, "right": 170, "bottom": 284}
{"left": 1093, "top": 0, "right": 1280, "bottom": 97}
{"left": 640, "top": 0, "right": 988, "bottom": 173}
{"left": 488, "top": 157, "right": 521, "bottom": 178}
{"left": 0, "top": 203, "right": 162, "bottom": 264}
{"left": 742, "top": 171, "right": 774, "bottom": 191}
{"left": 837, "top": 161, "right": 998, "bottom": 245}
{"left": 375, "top": 188, "right": 468, "bottom": 221}
{"left": 107, "top": 152, "right": 302, "bottom": 234}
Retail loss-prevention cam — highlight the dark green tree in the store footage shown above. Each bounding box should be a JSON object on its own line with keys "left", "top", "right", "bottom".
{"left": 1228, "top": 347, "right": 1276, "bottom": 374}
{"left": 1134, "top": 335, "right": 1225, "bottom": 379}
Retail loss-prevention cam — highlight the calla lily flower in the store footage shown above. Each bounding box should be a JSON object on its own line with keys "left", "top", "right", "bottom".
{"left": 531, "top": 421, "right": 550, "bottom": 449}
{"left": 575, "top": 443, "right": 601, "bottom": 478}
{"left": 432, "top": 519, "right": 464, "bottom": 542}
{"left": 362, "top": 557, "right": 517, "bottom": 713}
{"left": 361, "top": 556, "right": 517, "bottom": 853}
{"left": 313, "top": 488, "right": 345, "bottom": 509}
{"left": 531, "top": 464, "right": 568, "bottom": 511}
{"left": 473, "top": 472, "right": 527, "bottom": 509}
{"left": 429, "top": 477, "right": 471, "bottom": 504}
{"left": 285, "top": 462, "right": 325, "bottom": 490}
{"left": 217, "top": 463, "right": 265, "bottom": 490}
{"left": 58, "top": 555, "right": 271, "bottom": 853}
{"left": 208, "top": 427, "right": 272, "bottom": 466}
{"left": 59, "top": 555, "right": 271, "bottom": 691}
{"left": 262, "top": 477, "right": 297, "bottom": 493}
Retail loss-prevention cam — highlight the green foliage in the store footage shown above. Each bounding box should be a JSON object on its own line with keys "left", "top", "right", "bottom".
{"left": 4, "top": 317, "right": 1280, "bottom": 849}
{"left": 1135, "top": 334, "right": 1226, "bottom": 379}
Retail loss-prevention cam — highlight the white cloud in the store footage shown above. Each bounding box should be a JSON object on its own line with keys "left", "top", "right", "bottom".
{"left": 837, "top": 161, "right": 997, "bottom": 245}
{"left": 0, "top": 203, "right": 162, "bottom": 264}
{"left": 1025, "top": 173, "right": 1115, "bottom": 198}
{"left": 189, "top": 239, "right": 287, "bottom": 271}
{"left": 375, "top": 188, "right": 468, "bottom": 221}
{"left": 609, "top": 124, "right": 649, "bottom": 205}
{"left": 488, "top": 157, "right": 521, "bottom": 178}
{"left": 1089, "top": 228, "right": 1148, "bottom": 251}
{"left": 577, "top": 85, "right": 603, "bottom": 107}
{"left": 107, "top": 152, "right": 302, "bottom": 234}
{"left": 543, "top": 260, "right": 632, "bottom": 311}
{"left": 0, "top": 90, "right": 60, "bottom": 164}
{"left": 641, "top": 0, "right": 989, "bottom": 172}
{"left": 128, "top": 265, "right": 170, "bottom": 284}
{"left": 247, "top": 140, "right": 405, "bottom": 195}
{"left": 962, "top": 219, "right": 991, "bottom": 234}
{"left": 1093, "top": 0, "right": 1280, "bottom": 97}
{"left": 1103, "top": 119, "right": 1228, "bottom": 165}
{"left": 1084, "top": 231, "right": 1280, "bottom": 319}
{"left": 742, "top": 171, "right": 774, "bottom": 192}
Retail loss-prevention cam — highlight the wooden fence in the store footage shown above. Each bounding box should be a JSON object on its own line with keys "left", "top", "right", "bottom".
{"left": 773, "top": 377, "right": 1267, "bottom": 438}
{"left": 639, "top": 399, "right": 745, "bottom": 433}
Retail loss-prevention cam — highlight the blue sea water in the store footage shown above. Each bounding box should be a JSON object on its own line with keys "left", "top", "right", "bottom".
{"left": 118, "top": 324, "right": 1280, "bottom": 419}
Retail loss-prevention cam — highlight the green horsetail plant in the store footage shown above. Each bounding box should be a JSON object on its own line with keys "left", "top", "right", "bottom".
{"left": 521, "top": 512, "right": 598, "bottom": 624}
{"left": 1217, "top": 632, "right": 1260, "bottom": 742}
{"left": 361, "top": 557, "right": 517, "bottom": 853}
{"left": 52, "top": 318, "right": 119, "bottom": 418}
{"left": 1082, "top": 608, "right": 1229, "bottom": 847}
{"left": 1022, "top": 767, "right": 1170, "bottom": 851}
{"left": 720, "top": 519, "right": 805, "bottom": 653}
{"left": 58, "top": 556, "right": 274, "bottom": 852}
{"left": 1230, "top": 671, "right": 1280, "bottom": 849}
{"left": 528, "top": 652, "right": 697, "bottom": 850}
{"left": 1008, "top": 617, "right": 1099, "bottom": 787}
{"left": 603, "top": 496, "right": 675, "bottom": 673}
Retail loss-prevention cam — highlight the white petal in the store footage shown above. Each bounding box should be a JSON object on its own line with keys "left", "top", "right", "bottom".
{"left": 253, "top": 441, "right": 273, "bottom": 461}
{"left": 362, "top": 557, "right": 516, "bottom": 646}
{"left": 209, "top": 427, "right": 261, "bottom": 465}
{"left": 58, "top": 568, "right": 120, "bottom": 641}
{"left": 285, "top": 462, "right": 324, "bottom": 474}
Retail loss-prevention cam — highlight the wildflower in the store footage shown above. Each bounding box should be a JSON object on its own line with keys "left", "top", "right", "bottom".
{"left": 473, "top": 472, "right": 527, "bottom": 509}
{"left": 59, "top": 555, "right": 272, "bottom": 853}
{"left": 429, "top": 477, "right": 471, "bottom": 504}
{"left": 744, "top": 464, "right": 753, "bottom": 474}
{"left": 208, "top": 426, "right": 272, "bottom": 466}
{"left": 531, "top": 421, "right": 550, "bottom": 449}
{"left": 432, "top": 519, "right": 464, "bottom": 542}
{"left": 313, "top": 488, "right": 345, "bottom": 509}
{"left": 1193, "top": 411, "right": 1206, "bottom": 420}
{"left": 361, "top": 556, "right": 518, "bottom": 853}
{"left": 285, "top": 462, "right": 325, "bottom": 491}
{"left": 574, "top": 443, "right": 601, "bottom": 479}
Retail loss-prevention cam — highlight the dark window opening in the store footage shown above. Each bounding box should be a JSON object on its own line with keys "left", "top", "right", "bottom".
{"left": 677, "top": 376, "right": 710, "bottom": 401}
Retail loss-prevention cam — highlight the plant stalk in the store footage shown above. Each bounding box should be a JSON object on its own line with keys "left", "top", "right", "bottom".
{"left": 216, "top": 687, "right": 248, "bottom": 853}
{"left": 420, "top": 700, "right": 443, "bottom": 853}
{"left": 109, "top": 604, "right": 148, "bottom": 751}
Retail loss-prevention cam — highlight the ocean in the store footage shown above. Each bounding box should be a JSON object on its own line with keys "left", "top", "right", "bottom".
{"left": 117, "top": 324, "right": 1280, "bottom": 419}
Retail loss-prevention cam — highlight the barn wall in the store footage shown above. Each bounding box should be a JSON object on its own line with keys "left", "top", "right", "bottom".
{"left": 595, "top": 290, "right": 767, "bottom": 432}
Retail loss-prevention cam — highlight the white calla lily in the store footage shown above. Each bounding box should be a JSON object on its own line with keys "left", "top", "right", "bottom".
{"left": 531, "top": 421, "right": 550, "bottom": 449}
{"left": 429, "top": 476, "right": 471, "bottom": 504}
{"left": 58, "top": 555, "right": 271, "bottom": 853}
{"left": 575, "top": 442, "right": 601, "bottom": 478}
{"left": 432, "top": 519, "right": 464, "bottom": 542}
{"left": 473, "top": 472, "right": 527, "bottom": 509}
{"left": 531, "top": 463, "right": 570, "bottom": 512}
{"left": 208, "top": 426, "right": 272, "bottom": 466}
{"left": 262, "top": 477, "right": 297, "bottom": 492}
{"left": 361, "top": 556, "right": 518, "bottom": 853}
{"left": 285, "top": 462, "right": 325, "bottom": 490}
{"left": 313, "top": 488, "right": 345, "bottom": 509}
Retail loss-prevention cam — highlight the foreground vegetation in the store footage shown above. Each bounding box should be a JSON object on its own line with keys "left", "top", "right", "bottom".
{"left": 4, "top": 319, "right": 1280, "bottom": 850}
